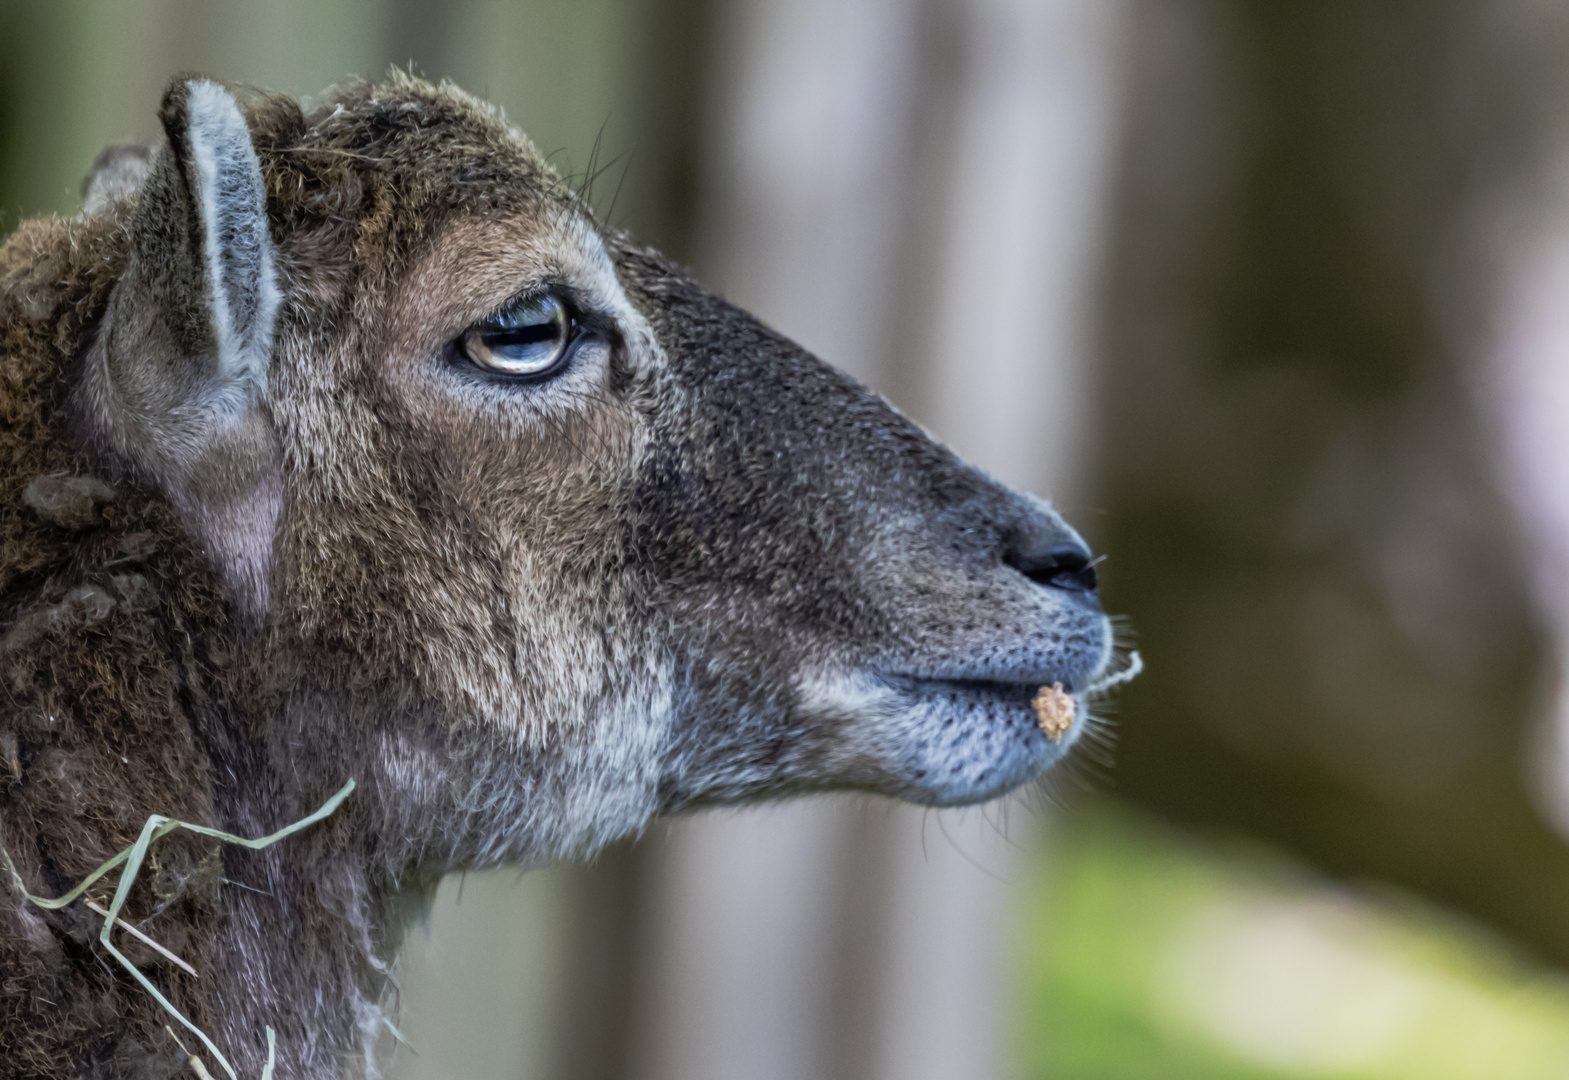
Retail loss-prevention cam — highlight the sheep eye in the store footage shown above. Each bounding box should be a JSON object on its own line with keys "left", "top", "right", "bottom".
{"left": 461, "top": 294, "right": 574, "bottom": 378}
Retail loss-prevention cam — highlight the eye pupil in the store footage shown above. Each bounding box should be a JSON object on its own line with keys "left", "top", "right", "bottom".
{"left": 460, "top": 294, "right": 574, "bottom": 378}
{"left": 484, "top": 323, "right": 556, "bottom": 348}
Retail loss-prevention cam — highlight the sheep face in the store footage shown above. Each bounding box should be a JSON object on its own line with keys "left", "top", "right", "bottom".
{"left": 85, "top": 76, "right": 1113, "bottom": 865}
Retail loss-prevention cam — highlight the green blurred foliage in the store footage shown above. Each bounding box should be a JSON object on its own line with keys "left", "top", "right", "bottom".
{"left": 1018, "top": 801, "right": 1569, "bottom": 1080}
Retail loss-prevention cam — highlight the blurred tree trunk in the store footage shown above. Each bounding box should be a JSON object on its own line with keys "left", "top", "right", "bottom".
{"left": 620, "top": 3, "right": 1128, "bottom": 1079}
{"left": 0, "top": 0, "right": 398, "bottom": 222}
{"left": 1474, "top": 6, "right": 1569, "bottom": 860}
{"left": 1095, "top": 0, "right": 1569, "bottom": 965}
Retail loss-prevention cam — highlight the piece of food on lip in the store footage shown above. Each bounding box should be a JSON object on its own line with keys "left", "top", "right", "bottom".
{"left": 1032, "top": 682, "right": 1075, "bottom": 742}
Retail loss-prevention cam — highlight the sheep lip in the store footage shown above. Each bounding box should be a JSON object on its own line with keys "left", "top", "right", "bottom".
{"left": 887, "top": 675, "right": 1079, "bottom": 699}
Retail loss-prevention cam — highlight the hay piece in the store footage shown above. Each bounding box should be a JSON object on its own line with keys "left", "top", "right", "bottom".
{"left": 85, "top": 899, "right": 197, "bottom": 977}
{"left": 167, "top": 1024, "right": 273, "bottom": 1080}
{"left": 2, "top": 780, "right": 353, "bottom": 1080}
{"left": 166, "top": 1026, "right": 215, "bottom": 1079}
{"left": 1085, "top": 650, "right": 1143, "bottom": 695}
{"left": 1031, "top": 683, "right": 1075, "bottom": 742}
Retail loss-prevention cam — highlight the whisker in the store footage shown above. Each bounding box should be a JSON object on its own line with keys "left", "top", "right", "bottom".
{"left": 605, "top": 146, "right": 636, "bottom": 228}
{"left": 935, "top": 812, "right": 1011, "bottom": 884}
{"left": 1086, "top": 650, "right": 1142, "bottom": 697}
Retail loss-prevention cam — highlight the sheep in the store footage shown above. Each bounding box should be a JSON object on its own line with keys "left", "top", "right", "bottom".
{"left": 0, "top": 73, "right": 1114, "bottom": 1079}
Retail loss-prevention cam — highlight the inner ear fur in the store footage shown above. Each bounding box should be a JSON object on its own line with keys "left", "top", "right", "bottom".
{"left": 81, "top": 76, "right": 282, "bottom": 621}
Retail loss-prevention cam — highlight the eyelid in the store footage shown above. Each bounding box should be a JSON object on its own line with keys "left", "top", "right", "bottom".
{"left": 489, "top": 298, "right": 560, "bottom": 332}
{"left": 480, "top": 283, "right": 578, "bottom": 329}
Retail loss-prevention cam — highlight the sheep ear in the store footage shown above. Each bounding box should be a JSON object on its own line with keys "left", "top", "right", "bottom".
{"left": 86, "top": 78, "right": 282, "bottom": 620}
{"left": 156, "top": 77, "right": 280, "bottom": 385}
{"left": 81, "top": 143, "right": 155, "bottom": 214}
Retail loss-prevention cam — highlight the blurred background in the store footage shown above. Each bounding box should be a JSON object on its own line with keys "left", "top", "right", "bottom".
{"left": 5, "top": 1, "right": 1569, "bottom": 1077}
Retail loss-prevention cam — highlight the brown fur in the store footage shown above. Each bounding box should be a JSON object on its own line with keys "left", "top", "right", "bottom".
{"left": 0, "top": 73, "right": 1114, "bottom": 1078}
{"left": 0, "top": 211, "right": 226, "bottom": 1077}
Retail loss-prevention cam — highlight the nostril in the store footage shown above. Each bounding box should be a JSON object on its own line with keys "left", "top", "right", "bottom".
{"left": 1006, "top": 544, "right": 1098, "bottom": 593}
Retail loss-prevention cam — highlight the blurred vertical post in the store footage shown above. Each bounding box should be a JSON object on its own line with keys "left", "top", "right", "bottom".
{"left": 1483, "top": 5, "right": 1569, "bottom": 844}
{"left": 628, "top": 1, "right": 1128, "bottom": 1077}
{"left": 0, "top": 0, "right": 396, "bottom": 222}
{"left": 1094, "top": 0, "right": 1569, "bottom": 967}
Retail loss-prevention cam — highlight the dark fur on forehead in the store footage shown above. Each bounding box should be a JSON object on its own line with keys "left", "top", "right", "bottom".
{"left": 247, "top": 74, "right": 568, "bottom": 292}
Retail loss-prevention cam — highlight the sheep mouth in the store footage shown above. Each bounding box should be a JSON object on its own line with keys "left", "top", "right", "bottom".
{"left": 909, "top": 676, "right": 1077, "bottom": 695}
{"left": 886, "top": 674, "right": 1082, "bottom": 704}
{"left": 892, "top": 676, "right": 1075, "bottom": 707}
{"left": 892, "top": 676, "right": 1080, "bottom": 735}
{"left": 857, "top": 675, "right": 1084, "bottom": 806}
{"left": 885, "top": 648, "right": 1140, "bottom": 716}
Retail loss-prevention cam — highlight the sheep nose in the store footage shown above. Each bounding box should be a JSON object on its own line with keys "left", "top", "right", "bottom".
{"left": 1005, "top": 542, "right": 1099, "bottom": 593}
